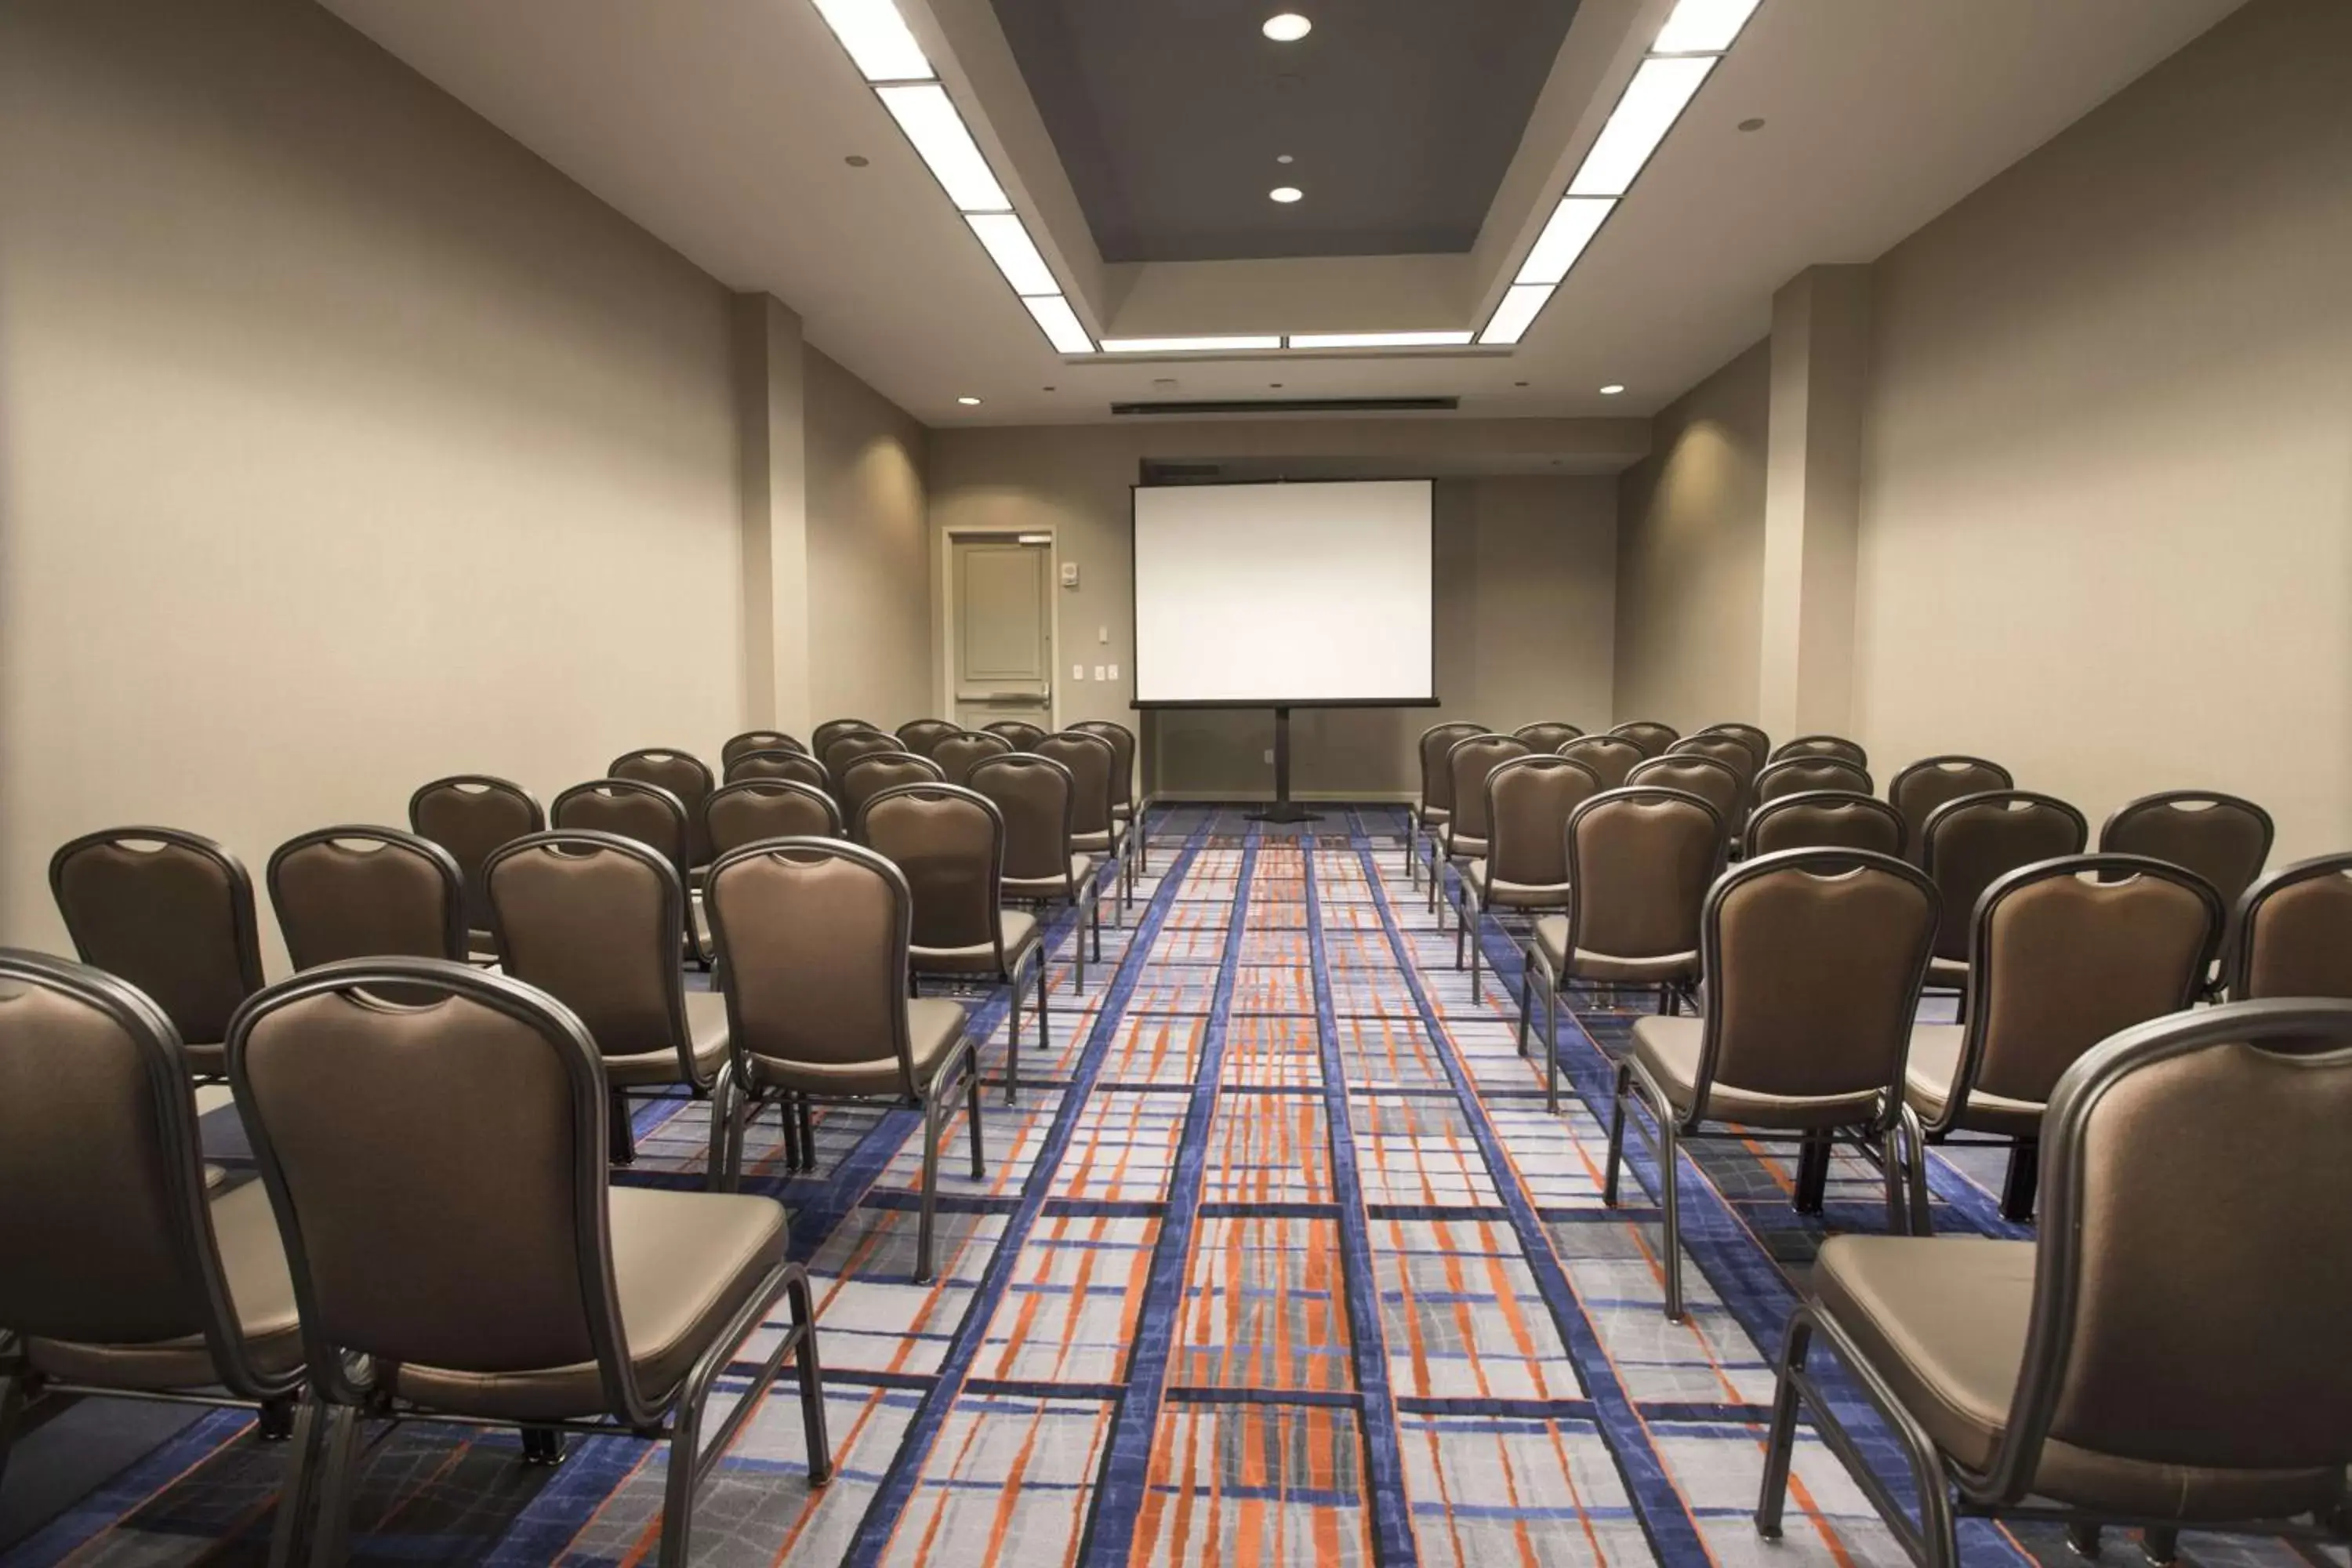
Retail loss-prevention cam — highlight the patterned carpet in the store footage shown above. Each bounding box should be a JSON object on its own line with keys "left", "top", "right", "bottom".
{"left": 3, "top": 807, "right": 2339, "bottom": 1567}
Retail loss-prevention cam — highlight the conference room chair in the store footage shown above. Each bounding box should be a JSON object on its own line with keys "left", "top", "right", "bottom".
{"left": 811, "top": 717, "right": 882, "bottom": 758}
{"left": 267, "top": 826, "right": 467, "bottom": 972}
{"left": 969, "top": 753, "right": 1105, "bottom": 989}
{"left": 1904, "top": 854, "right": 2220, "bottom": 1221}
{"left": 1434, "top": 732, "right": 1531, "bottom": 923}
{"left": 839, "top": 750, "right": 946, "bottom": 829}
{"left": 1408, "top": 720, "right": 1486, "bottom": 888}
{"left": 1753, "top": 754, "right": 1873, "bottom": 804}
{"left": 820, "top": 730, "right": 905, "bottom": 791}
{"left": 1626, "top": 753, "right": 1745, "bottom": 848}
{"left": 701, "top": 840, "right": 982, "bottom": 1283}
{"left": 704, "top": 778, "right": 843, "bottom": 856}
{"left": 1889, "top": 754, "right": 2015, "bottom": 859}
{"left": 1455, "top": 754, "right": 1600, "bottom": 1000}
{"left": 728, "top": 746, "right": 831, "bottom": 789}
{"left": 895, "top": 718, "right": 964, "bottom": 757}
{"left": 1071, "top": 719, "right": 1145, "bottom": 878}
{"left": 408, "top": 774, "right": 543, "bottom": 959}
{"left": 1759, "top": 998, "right": 2352, "bottom": 1568}
{"left": 1038, "top": 729, "right": 1131, "bottom": 918}
{"left": 1511, "top": 720, "right": 1584, "bottom": 753}
{"left": 227, "top": 956, "right": 828, "bottom": 1567}
{"left": 1744, "top": 790, "right": 1908, "bottom": 860}
{"left": 2231, "top": 851, "right": 2352, "bottom": 1000}
{"left": 482, "top": 830, "right": 729, "bottom": 1167}
{"left": 1698, "top": 721, "right": 1772, "bottom": 768}
{"left": 552, "top": 779, "right": 703, "bottom": 964}
{"left": 611, "top": 748, "right": 717, "bottom": 873}
{"left": 1665, "top": 731, "right": 1761, "bottom": 837}
{"left": 857, "top": 782, "right": 1047, "bottom": 1098}
{"left": 1602, "top": 848, "right": 1940, "bottom": 1319}
{"left": 0, "top": 949, "right": 314, "bottom": 1562}
{"left": 1609, "top": 720, "right": 1679, "bottom": 756}
{"left": 1557, "top": 732, "right": 1645, "bottom": 790}
{"left": 1521, "top": 787, "right": 1726, "bottom": 1112}
{"left": 2099, "top": 789, "right": 2274, "bottom": 986}
{"left": 981, "top": 719, "right": 1048, "bottom": 751}
{"left": 932, "top": 728, "right": 1014, "bottom": 787}
{"left": 1769, "top": 733, "right": 1868, "bottom": 768}
{"left": 1918, "top": 791, "right": 2089, "bottom": 996}
{"left": 721, "top": 729, "right": 804, "bottom": 770}
{"left": 46, "top": 826, "right": 265, "bottom": 1081}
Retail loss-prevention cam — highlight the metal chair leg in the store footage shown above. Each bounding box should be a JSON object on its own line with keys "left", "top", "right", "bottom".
{"left": 2140, "top": 1526, "right": 2179, "bottom": 1566}
{"left": 1469, "top": 897, "right": 1486, "bottom": 1001}
{"left": 1544, "top": 966, "right": 1563, "bottom": 1114}
{"left": 1753, "top": 1312, "right": 1813, "bottom": 1539}
{"left": 1794, "top": 1132, "right": 1831, "bottom": 1215}
{"left": 1602, "top": 1061, "right": 1631, "bottom": 1205}
{"left": 305, "top": 1403, "right": 365, "bottom": 1568}
{"left": 1880, "top": 1123, "right": 1908, "bottom": 1236}
{"left": 265, "top": 1394, "right": 326, "bottom": 1568}
{"left": 786, "top": 1270, "right": 833, "bottom": 1486}
{"left": 2000, "top": 1138, "right": 2039, "bottom": 1221}
{"left": 915, "top": 1088, "right": 943, "bottom": 1284}
{"left": 608, "top": 1090, "right": 637, "bottom": 1167}
{"left": 1659, "top": 1115, "right": 1685, "bottom": 1320}
{"left": 797, "top": 1096, "right": 816, "bottom": 1173}
{"left": 1515, "top": 950, "right": 1534, "bottom": 1057}
{"left": 965, "top": 1060, "right": 986, "bottom": 1180}
{"left": 2067, "top": 1523, "right": 2106, "bottom": 1559}
{"left": 1902, "top": 1104, "right": 1935, "bottom": 1236}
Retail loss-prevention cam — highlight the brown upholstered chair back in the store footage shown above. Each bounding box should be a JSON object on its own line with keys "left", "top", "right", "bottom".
{"left": 1445, "top": 735, "right": 1531, "bottom": 845}
{"left": 2234, "top": 853, "right": 2352, "bottom": 1001}
{"left": 1608, "top": 720, "right": 1679, "bottom": 757}
{"left": 1415, "top": 722, "right": 1488, "bottom": 812}
{"left": 706, "top": 840, "right": 916, "bottom": 1087}
{"left": 1511, "top": 720, "right": 1584, "bottom": 753}
{"left": 1744, "top": 791, "right": 1907, "bottom": 859}
{"left": 1769, "top": 734, "right": 1867, "bottom": 768}
{"left": 0, "top": 950, "right": 280, "bottom": 1393}
{"left": 811, "top": 718, "right": 882, "bottom": 758}
{"left": 1666, "top": 731, "right": 1760, "bottom": 788}
{"left": 1993, "top": 999, "right": 2352, "bottom": 1500}
{"left": 982, "top": 719, "right": 1047, "bottom": 751}
{"left": 1559, "top": 734, "right": 1645, "bottom": 789}
{"left": 1889, "top": 754, "right": 2014, "bottom": 855}
{"left": 1483, "top": 756, "right": 1601, "bottom": 889}
{"left": 408, "top": 775, "right": 543, "bottom": 935}
{"left": 1695, "top": 850, "right": 1937, "bottom": 1110}
{"left": 609, "top": 750, "right": 715, "bottom": 867}
{"left": 1920, "top": 791, "right": 2089, "bottom": 963}
{"left": 1698, "top": 722, "right": 1771, "bottom": 768}
{"left": 1566, "top": 788, "right": 1726, "bottom": 961}
{"left": 229, "top": 960, "right": 642, "bottom": 1413}
{"left": 1959, "top": 855, "right": 2220, "bottom": 1112}
{"left": 704, "top": 779, "right": 842, "bottom": 855}
{"left": 722, "top": 730, "right": 803, "bottom": 770}
{"left": 550, "top": 779, "right": 691, "bottom": 883}
{"left": 895, "top": 719, "right": 964, "bottom": 757}
{"left": 1627, "top": 754, "right": 1744, "bottom": 837}
{"left": 484, "top": 832, "right": 688, "bottom": 1062}
{"left": 840, "top": 753, "right": 946, "bottom": 827}
{"left": 728, "top": 748, "right": 830, "bottom": 789}
{"left": 968, "top": 755, "right": 1076, "bottom": 887}
{"left": 820, "top": 731, "right": 904, "bottom": 790}
{"left": 268, "top": 827, "right": 466, "bottom": 971}
{"left": 858, "top": 785, "right": 1004, "bottom": 956}
{"left": 933, "top": 730, "right": 1014, "bottom": 786}
{"left": 1037, "top": 731, "right": 1117, "bottom": 837}
{"left": 49, "top": 827, "right": 264, "bottom": 1047}
{"left": 2099, "top": 791, "right": 2274, "bottom": 952}
{"left": 1753, "top": 755, "right": 1872, "bottom": 804}
{"left": 1070, "top": 721, "right": 1138, "bottom": 810}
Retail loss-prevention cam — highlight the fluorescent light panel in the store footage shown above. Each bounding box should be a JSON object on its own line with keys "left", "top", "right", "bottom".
{"left": 1022, "top": 294, "right": 1094, "bottom": 354}
{"left": 1652, "top": 0, "right": 1760, "bottom": 54}
{"left": 966, "top": 213, "right": 1058, "bottom": 296}
{"left": 811, "top": 0, "right": 933, "bottom": 82}
{"left": 1567, "top": 55, "right": 1713, "bottom": 198}
{"left": 1286, "top": 330, "right": 1474, "bottom": 350}
{"left": 876, "top": 83, "right": 1009, "bottom": 212}
{"left": 1479, "top": 284, "right": 1554, "bottom": 347}
{"left": 1100, "top": 335, "right": 1283, "bottom": 354}
{"left": 1515, "top": 197, "right": 1614, "bottom": 285}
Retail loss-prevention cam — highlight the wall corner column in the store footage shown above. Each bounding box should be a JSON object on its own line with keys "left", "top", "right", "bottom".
{"left": 732, "top": 292, "right": 812, "bottom": 735}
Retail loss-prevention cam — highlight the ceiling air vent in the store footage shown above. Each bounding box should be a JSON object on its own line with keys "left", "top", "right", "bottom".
{"left": 1110, "top": 396, "right": 1459, "bottom": 416}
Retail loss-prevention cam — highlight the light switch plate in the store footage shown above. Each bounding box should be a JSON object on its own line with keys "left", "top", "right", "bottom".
{"left": 1060, "top": 562, "right": 1080, "bottom": 588}
{"left": 1098, "top": 625, "right": 1109, "bottom": 644}
{"left": 1072, "top": 663, "right": 1084, "bottom": 681}
{"left": 1107, "top": 663, "right": 1119, "bottom": 681}
{"left": 1093, "top": 665, "right": 1107, "bottom": 681}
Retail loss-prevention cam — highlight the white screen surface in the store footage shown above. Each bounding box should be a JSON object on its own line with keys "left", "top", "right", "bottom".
{"left": 1132, "top": 480, "right": 1434, "bottom": 704}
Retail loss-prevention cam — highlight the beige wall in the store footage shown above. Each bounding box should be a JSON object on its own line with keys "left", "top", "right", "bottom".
{"left": 1853, "top": 0, "right": 2352, "bottom": 859}
{"left": 1612, "top": 341, "right": 1771, "bottom": 731}
{"left": 804, "top": 346, "right": 932, "bottom": 727}
{"left": 0, "top": 0, "right": 743, "bottom": 961}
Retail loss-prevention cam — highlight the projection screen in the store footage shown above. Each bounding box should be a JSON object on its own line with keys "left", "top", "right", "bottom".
{"left": 1131, "top": 480, "right": 1436, "bottom": 706}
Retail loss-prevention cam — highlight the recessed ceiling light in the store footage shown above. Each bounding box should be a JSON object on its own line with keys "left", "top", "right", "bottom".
{"left": 1262, "top": 13, "right": 1312, "bottom": 42}
{"left": 1653, "top": 0, "right": 1762, "bottom": 55}
{"left": 1101, "top": 335, "right": 1284, "bottom": 354}
{"left": 1286, "top": 330, "right": 1475, "bottom": 350}
{"left": 1276, "top": 153, "right": 1295, "bottom": 165}
{"left": 1270, "top": 186, "right": 1303, "bottom": 204}
{"left": 1514, "top": 380, "right": 1530, "bottom": 388}
{"left": 1479, "top": 283, "right": 1553, "bottom": 347}
{"left": 1599, "top": 384, "right": 1626, "bottom": 395}
{"left": 844, "top": 154, "right": 869, "bottom": 167}
{"left": 1567, "top": 56, "right": 1715, "bottom": 198}
{"left": 811, "top": 0, "right": 935, "bottom": 82}
{"left": 877, "top": 83, "right": 1010, "bottom": 212}
{"left": 1738, "top": 117, "right": 1766, "bottom": 132}
{"left": 957, "top": 395, "right": 982, "bottom": 405}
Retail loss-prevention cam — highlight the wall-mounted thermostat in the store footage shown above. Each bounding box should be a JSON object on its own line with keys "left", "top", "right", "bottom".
{"left": 1060, "top": 562, "right": 1080, "bottom": 589}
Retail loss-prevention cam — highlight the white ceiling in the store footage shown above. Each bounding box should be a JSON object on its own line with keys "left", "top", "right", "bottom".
{"left": 322, "top": 0, "right": 2241, "bottom": 429}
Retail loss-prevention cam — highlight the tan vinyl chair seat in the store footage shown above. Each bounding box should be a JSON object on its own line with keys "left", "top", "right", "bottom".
{"left": 1632, "top": 1015, "right": 1883, "bottom": 1129}
{"left": 1073, "top": 829, "right": 1122, "bottom": 855}
{"left": 1812, "top": 1235, "right": 2339, "bottom": 1518}
{"left": 913, "top": 911, "right": 1041, "bottom": 975}
{"left": 1005, "top": 856, "right": 1096, "bottom": 898}
{"left": 24, "top": 1180, "right": 302, "bottom": 1389}
{"left": 750, "top": 998, "right": 968, "bottom": 1097}
{"left": 1462, "top": 862, "right": 1571, "bottom": 909}
{"left": 391, "top": 1185, "right": 785, "bottom": 1421}
{"left": 1904, "top": 1024, "right": 2045, "bottom": 1136}
{"left": 183, "top": 1042, "right": 227, "bottom": 1075}
{"left": 1444, "top": 834, "right": 1488, "bottom": 860}
{"left": 602, "top": 988, "right": 731, "bottom": 1088}
{"left": 1926, "top": 955, "right": 1968, "bottom": 988}
{"left": 1533, "top": 916, "right": 1699, "bottom": 984}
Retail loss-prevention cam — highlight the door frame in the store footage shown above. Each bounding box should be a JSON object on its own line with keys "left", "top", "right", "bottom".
{"left": 938, "top": 527, "right": 1059, "bottom": 731}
